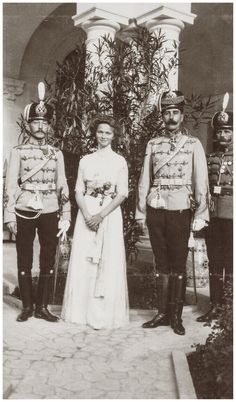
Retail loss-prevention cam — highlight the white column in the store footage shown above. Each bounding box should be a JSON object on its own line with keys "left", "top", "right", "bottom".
{"left": 82, "top": 19, "right": 120, "bottom": 60}
{"left": 146, "top": 19, "right": 185, "bottom": 91}
{"left": 80, "top": 19, "right": 120, "bottom": 99}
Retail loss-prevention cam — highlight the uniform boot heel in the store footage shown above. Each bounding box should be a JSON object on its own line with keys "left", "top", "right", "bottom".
{"left": 173, "top": 317, "right": 185, "bottom": 335}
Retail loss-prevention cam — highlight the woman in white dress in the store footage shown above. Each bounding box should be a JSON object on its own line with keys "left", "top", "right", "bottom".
{"left": 61, "top": 115, "right": 129, "bottom": 329}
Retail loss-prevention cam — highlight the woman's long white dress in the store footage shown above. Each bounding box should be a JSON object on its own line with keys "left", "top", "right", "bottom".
{"left": 61, "top": 147, "right": 129, "bottom": 329}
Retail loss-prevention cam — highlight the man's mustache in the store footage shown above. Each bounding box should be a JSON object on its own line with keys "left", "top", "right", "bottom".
{"left": 166, "top": 120, "right": 178, "bottom": 125}
{"left": 219, "top": 137, "right": 231, "bottom": 142}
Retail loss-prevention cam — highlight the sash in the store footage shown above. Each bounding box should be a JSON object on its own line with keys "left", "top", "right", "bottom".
{"left": 87, "top": 216, "right": 109, "bottom": 298}
{"left": 153, "top": 135, "right": 189, "bottom": 176}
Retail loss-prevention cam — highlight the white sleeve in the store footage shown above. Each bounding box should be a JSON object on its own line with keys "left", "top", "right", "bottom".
{"left": 75, "top": 157, "right": 86, "bottom": 193}
{"left": 116, "top": 158, "right": 129, "bottom": 198}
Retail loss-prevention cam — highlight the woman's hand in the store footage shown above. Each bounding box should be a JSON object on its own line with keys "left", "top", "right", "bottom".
{"left": 86, "top": 213, "right": 103, "bottom": 231}
{"left": 84, "top": 213, "right": 93, "bottom": 229}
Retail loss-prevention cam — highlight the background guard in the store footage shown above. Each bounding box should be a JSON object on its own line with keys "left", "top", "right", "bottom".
{"left": 197, "top": 93, "right": 233, "bottom": 322}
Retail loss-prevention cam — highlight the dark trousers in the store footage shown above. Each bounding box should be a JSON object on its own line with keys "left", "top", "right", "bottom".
{"left": 205, "top": 217, "right": 233, "bottom": 277}
{"left": 16, "top": 210, "right": 58, "bottom": 308}
{"left": 146, "top": 206, "right": 191, "bottom": 275}
{"left": 16, "top": 210, "right": 58, "bottom": 275}
{"left": 205, "top": 217, "right": 233, "bottom": 303}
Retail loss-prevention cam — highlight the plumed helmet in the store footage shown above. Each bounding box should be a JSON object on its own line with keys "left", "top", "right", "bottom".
{"left": 211, "top": 92, "right": 233, "bottom": 131}
{"left": 160, "top": 90, "right": 185, "bottom": 112}
{"left": 23, "top": 82, "right": 54, "bottom": 123}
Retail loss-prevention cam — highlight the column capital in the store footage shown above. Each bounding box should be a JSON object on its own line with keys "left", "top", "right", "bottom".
{"left": 81, "top": 19, "right": 120, "bottom": 42}
{"left": 145, "top": 18, "right": 185, "bottom": 42}
{"left": 3, "top": 78, "right": 25, "bottom": 101}
{"left": 73, "top": 6, "right": 128, "bottom": 27}
{"left": 137, "top": 5, "right": 196, "bottom": 26}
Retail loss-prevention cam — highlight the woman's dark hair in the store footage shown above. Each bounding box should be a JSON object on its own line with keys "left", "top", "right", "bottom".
{"left": 89, "top": 114, "right": 119, "bottom": 137}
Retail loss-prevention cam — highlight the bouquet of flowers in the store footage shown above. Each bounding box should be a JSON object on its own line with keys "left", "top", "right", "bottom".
{"left": 90, "top": 181, "right": 114, "bottom": 205}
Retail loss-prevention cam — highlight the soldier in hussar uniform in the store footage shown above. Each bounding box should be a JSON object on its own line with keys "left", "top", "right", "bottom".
{"left": 136, "top": 90, "right": 209, "bottom": 335}
{"left": 197, "top": 93, "right": 233, "bottom": 322}
{"left": 4, "top": 82, "right": 71, "bottom": 322}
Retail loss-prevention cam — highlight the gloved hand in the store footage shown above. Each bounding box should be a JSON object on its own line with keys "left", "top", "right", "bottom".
{"left": 192, "top": 219, "right": 208, "bottom": 232}
{"left": 57, "top": 219, "right": 70, "bottom": 241}
{"left": 6, "top": 221, "right": 17, "bottom": 236}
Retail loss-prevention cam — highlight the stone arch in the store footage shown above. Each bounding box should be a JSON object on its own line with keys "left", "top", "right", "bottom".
{"left": 19, "top": 4, "right": 85, "bottom": 103}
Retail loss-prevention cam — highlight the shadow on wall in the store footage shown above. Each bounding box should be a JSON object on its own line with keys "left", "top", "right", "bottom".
{"left": 180, "top": 3, "right": 233, "bottom": 96}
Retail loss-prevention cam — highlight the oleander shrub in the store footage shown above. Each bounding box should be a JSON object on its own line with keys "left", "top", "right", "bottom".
{"left": 188, "top": 282, "right": 233, "bottom": 399}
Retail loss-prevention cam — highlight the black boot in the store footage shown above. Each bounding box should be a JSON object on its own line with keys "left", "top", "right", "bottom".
{"left": 17, "top": 307, "right": 33, "bottom": 322}
{"left": 142, "top": 313, "right": 169, "bottom": 328}
{"left": 196, "top": 305, "right": 219, "bottom": 322}
{"left": 171, "top": 274, "right": 186, "bottom": 336}
{"left": 35, "top": 271, "right": 59, "bottom": 322}
{"left": 17, "top": 271, "right": 33, "bottom": 322}
{"left": 196, "top": 273, "right": 223, "bottom": 323}
{"left": 35, "top": 306, "right": 59, "bottom": 322}
{"left": 169, "top": 273, "right": 176, "bottom": 329}
{"left": 173, "top": 301, "right": 185, "bottom": 335}
{"left": 142, "top": 273, "right": 170, "bottom": 328}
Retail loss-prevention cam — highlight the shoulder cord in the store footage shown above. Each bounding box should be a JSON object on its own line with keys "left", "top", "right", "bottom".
{"left": 217, "top": 154, "right": 225, "bottom": 186}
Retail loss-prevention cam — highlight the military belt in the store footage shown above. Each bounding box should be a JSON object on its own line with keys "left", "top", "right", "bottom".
{"left": 212, "top": 187, "right": 233, "bottom": 196}
{"left": 153, "top": 178, "right": 192, "bottom": 186}
{"left": 21, "top": 183, "right": 57, "bottom": 191}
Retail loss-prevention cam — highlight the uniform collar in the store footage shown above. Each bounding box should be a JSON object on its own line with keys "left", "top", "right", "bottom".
{"left": 165, "top": 128, "right": 183, "bottom": 140}
{"left": 28, "top": 137, "right": 47, "bottom": 146}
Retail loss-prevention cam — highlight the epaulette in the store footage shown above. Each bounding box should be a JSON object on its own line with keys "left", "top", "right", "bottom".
{"left": 186, "top": 137, "right": 198, "bottom": 144}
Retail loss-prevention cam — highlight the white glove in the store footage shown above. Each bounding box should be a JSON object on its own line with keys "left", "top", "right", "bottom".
{"left": 57, "top": 219, "right": 70, "bottom": 241}
{"left": 192, "top": 219, "right": 207, "bottom": 232}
